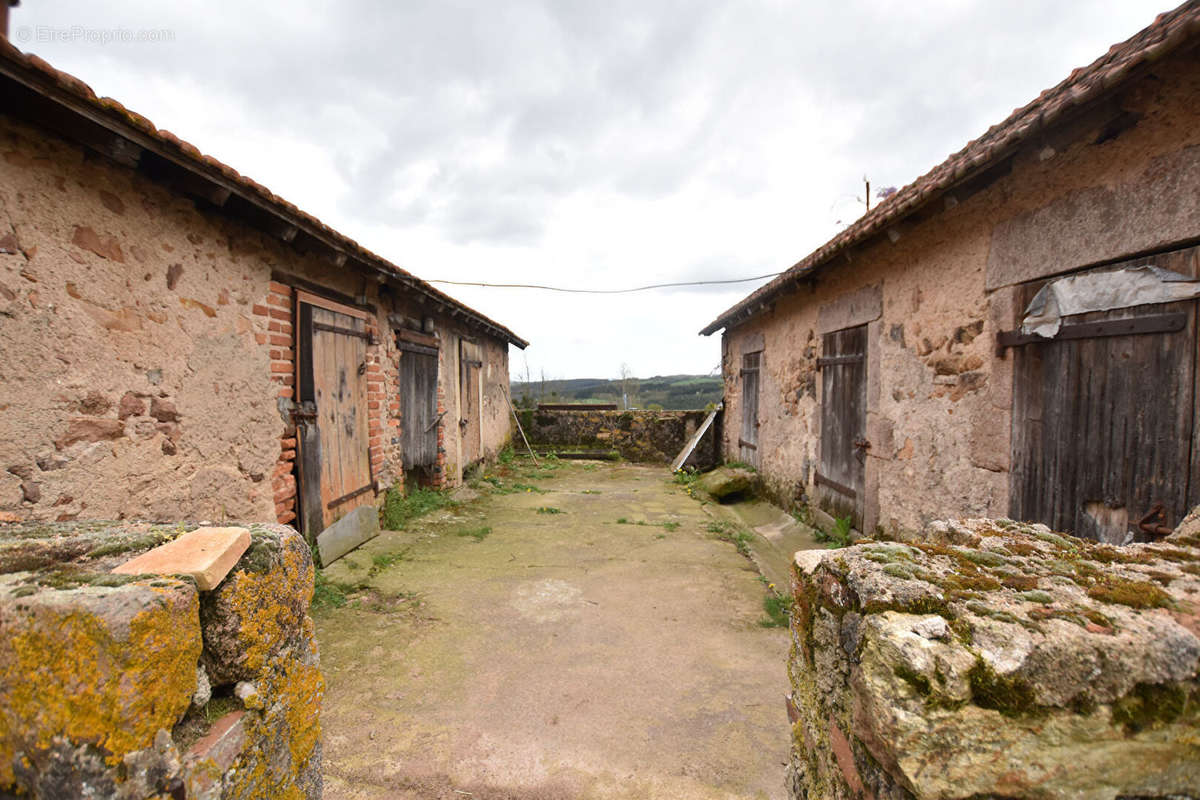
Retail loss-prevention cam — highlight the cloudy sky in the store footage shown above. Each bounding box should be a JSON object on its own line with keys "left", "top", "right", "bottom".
{"left": 12, "top": 0, "right": 1173, "bottom": 381}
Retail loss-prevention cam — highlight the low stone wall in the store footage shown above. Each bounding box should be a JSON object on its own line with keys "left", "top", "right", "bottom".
{"left": 0, "top": 521, "right": 322, "bottom": 799}
{"left": 521, "top": 408, "right": 719, "bottom": 466}
{"left": 787, "top": 517, "right": 1200, "bottom": 799}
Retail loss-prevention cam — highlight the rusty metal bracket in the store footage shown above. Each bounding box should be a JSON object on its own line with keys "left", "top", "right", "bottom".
{"left": 1137, "top": 503, "right": 1174, "bottom": 538}
{"left": 816, "top": 353, "right": 865, "bottom": 368}
{"left": 814, "top": 470, "right": 856, "bottom": 499}
{"left": 291, "top": 401, "right": 317, "bottom": 424}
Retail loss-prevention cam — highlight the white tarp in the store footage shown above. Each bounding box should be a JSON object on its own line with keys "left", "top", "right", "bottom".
{"left": 1022, "top": 266, "right": 1200, "bottom": 338}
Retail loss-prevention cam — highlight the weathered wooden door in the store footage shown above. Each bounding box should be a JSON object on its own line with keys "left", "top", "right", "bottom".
{"left": 295, "top": 293, "right": 374, "bottom": 541}
{"left": 817, "top": 325, "right": 867, "bottom": 525}
{"left": 1010, "top": 298, "right": 1198, "bottom": 543}
{"left": 739, "top": 352, "right": 760, "bottom": 467}
{"left": 459, "top": 340, "right": 482, "bottom": 466}
{"left": 398, "top": 335, "right": 439, "bottom": 476}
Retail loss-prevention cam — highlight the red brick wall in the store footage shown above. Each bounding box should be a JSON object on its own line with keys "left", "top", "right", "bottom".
{"left": 256, "top": 281, "right": 297, "bottom": 526}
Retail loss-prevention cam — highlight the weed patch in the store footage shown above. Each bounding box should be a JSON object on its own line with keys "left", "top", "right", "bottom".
{"left": 760, "top": 592, "right": 791, "bottom": 628}
{"left": 381, "top": 486, "right": 455, "bottom": 530}
{"left": 536, "top": 506, "right": 564, "bottom": 515}
{"left": 312, "top": 569, "right": 347, "bottom": 610}
{"left": 456, "top": 526, "right": 492, "bottom": 542}
{"left": 815, "top": 515, "right": 853, "bottom": 548}
{"left": 707, "top": 520, "right": 754, "bottom": 557}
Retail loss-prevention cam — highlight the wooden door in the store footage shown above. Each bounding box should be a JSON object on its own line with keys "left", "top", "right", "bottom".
{"left": 398, "top": 337, "right": 439, "bottom": 473}
{"left": 817, "top": 325, "right": 867, "bottom": 525}
{"left": 459, "top": 340, "right": 482, "bottom": 466}
{"left": 739, "top": 352, "right": 760, "bottom": 467}
{"left": 295, "top": 294, "right": 375, "bottom": 541}
{"left": 1010, "top": 298, "right": 1198, "bottom": 543}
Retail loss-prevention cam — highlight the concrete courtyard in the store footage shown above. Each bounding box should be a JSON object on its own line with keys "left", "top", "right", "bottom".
{"left": 316, "top": 459, "right": 792, "bottom": 800}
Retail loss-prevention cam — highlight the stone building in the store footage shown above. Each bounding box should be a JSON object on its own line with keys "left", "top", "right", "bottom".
{"left": 701, "top": 3, "right": 1200, "bottom": 543}
{"left": 0, "top": 37, "right": 527, "bottom": 543}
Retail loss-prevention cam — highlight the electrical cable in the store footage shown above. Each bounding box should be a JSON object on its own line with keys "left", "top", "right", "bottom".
{"left": 424, "top": 272, "right": 783, "bottom": 294}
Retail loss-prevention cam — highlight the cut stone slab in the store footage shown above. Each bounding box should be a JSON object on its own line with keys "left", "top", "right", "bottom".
{"left": 317, "top": 505, "right": 380, "bottom": 566}
{"left": 112, "top": 527, "right": 250, "bottom": 590}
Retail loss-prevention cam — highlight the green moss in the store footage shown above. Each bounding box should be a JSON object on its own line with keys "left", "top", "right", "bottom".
{"left": 955, "top": 548, "right": 1009, "bottom": 568}
{"left": 33, "top": 569, "right": 147, "bottom": 590}
{"left": 238, "top": 534, "right": 281, "bottom": 574}
{"left": 1020, "top": 590, "right": 1054, "bottom": 605}
{"left": 882, "top": 563, "right": 914, "bottom": 580}
{"left": 1033, "top": 530, "right": 1078, "bottom": 551}
{"left": 85, "top": 532, "right": 174, "bottom": 559}
{"left": 893, "top": 664, "right": 932, "bottom": 696}
{"left": 1000, "top": 540, "right": 1040, "bottom": 557}
{"left": 1086, "top": 577, "right": 1172, "bottom": 609}
{"left": 1111, "top": 682, "right": 1200, "bottom": 733}
{"left": 1083, "top": 608, "right": 1114, "bottom": 629}
{"left": 1152, "top": 547, "right": 1200, "bottom": 564}
{"left": 862, "top": 595, "right": 952, "bottom": 618}
{"left": 943, "top": 572, "right": 1003, "bottom": 592}
{"left": 1000, "top": 574, "right": 1040, "bottom": 591}
{"left": 968, "top": 657, "right": 1040, "bottom": 717}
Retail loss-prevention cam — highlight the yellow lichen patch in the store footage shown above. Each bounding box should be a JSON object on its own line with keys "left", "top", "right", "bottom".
{"left": 279, "top": 660, "right": 324, "bottom": 771}
{"left": 227, "top": 544, "right": 312, "bottom": 677}
{"left": 0, "top": 582, "right": 201, "bottom": 785}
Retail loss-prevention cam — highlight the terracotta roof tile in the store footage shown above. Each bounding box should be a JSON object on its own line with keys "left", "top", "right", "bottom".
{"left": 701, "top": 0, "right": 1200, "bottom": 335}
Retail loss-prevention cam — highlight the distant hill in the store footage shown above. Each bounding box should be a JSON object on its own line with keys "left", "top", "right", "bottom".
{"left": 511, "top": 374, "right": 723, "bottom": 411}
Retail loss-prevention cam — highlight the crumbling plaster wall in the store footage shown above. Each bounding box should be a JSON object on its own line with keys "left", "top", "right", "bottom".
{"left": 721, "top": 47, "right": 1200, "bottom": 536}
{"left": 0, "top": 115, "right": 285, "bottom": 524}
{"left": 0, "top": 112, "right": 515, "bottom": 523}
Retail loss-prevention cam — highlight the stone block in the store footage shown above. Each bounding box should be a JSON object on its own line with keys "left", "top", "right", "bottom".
{"left": 112, "top": 527, "right": 251, "bottom": 590}
{"left": 0, "top": 574, "right": 201, "bottom": 788}
{"left": 698, "top": 466, "right": 756, "bottom": 500}
{"left": 786, "top": 517, "right": 1200, "bottom": 799}
{"left": 200, "top": 524, "right": 316, "bottom": 684}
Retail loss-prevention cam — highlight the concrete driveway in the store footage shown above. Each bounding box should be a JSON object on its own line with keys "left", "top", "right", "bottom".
{"left": 316, "top": 460, "right": 791, "bottom": 800}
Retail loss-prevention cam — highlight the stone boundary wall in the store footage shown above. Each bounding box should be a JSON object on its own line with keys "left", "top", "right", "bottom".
{"left": 0, "top": 521, "right": 322, "bottom": 799}
{"left": 520, "top": 408, "right": 719, "bottom": 466}
{"left": 786, "top": 515, "right": 1200, "bottom": 799}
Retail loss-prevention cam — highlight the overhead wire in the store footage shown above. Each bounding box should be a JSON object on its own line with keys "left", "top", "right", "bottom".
{"left": 423, "top": 272, "right": 783, "bottom": 294}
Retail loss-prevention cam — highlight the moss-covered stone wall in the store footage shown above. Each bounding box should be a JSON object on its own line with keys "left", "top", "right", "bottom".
{"left": 786, "top": 515, "right": 1200, "bottom": 799}
{"left": 0, "top": 521, "right": 322, "bottom": 799}
{"left": 524, "top": 408, "right": 719, "bottom": 466}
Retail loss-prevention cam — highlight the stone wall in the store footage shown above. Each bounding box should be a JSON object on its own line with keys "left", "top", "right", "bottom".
{"left": 0, "top": 521, "right": 322, "bottom": 799}
{"left": 718, "top": 39, "right": 1200, "bottom": 535}
{"left": 786, "top": 517, "right": 1200, "bottom": 799}
{"left": 0, "top": 111, "right": 514, "bottom": 527}
{"left": 522, "top": 408, "right": 719, "bottom": 466}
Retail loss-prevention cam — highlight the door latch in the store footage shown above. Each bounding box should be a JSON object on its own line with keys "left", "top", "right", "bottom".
{"left": 292, "top": 401, "right": 317, "bottom": 425}
{"left": 1137, "top": 503, "right": 1173, "bottom": 538}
